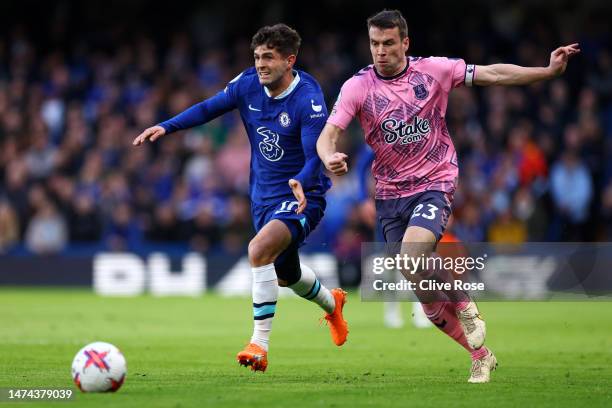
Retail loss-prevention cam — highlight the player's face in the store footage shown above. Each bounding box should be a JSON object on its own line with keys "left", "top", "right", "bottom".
{"left": 368, "top": 26, "right": 409, "bottom": 76}
{"left": 253, "top": 45, "right": 294, "bottom": 88}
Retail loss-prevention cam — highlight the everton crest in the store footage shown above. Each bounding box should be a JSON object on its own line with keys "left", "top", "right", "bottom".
{"left": 413, "top": 84, "right": 428, "bottom": 100}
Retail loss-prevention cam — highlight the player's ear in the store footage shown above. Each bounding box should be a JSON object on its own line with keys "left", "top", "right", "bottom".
{"left": 286, "top": 54, "right": 297, "bottom": 69}
{"left": 403, "top": 36, "right": 410, "bottom": 55}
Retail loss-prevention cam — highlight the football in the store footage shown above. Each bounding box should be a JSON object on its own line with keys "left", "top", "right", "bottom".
{"left": 71, "top": 342, "right": 127, "bottom": 392}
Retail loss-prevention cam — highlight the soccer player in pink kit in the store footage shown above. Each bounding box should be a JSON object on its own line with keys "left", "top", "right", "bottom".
{"left": 317, "top": 9, "right": 579, "bottom": 383}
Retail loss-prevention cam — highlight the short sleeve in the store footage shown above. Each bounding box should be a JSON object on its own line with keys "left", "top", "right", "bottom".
{"left": 426, "top": 57, "right": 471, "bottom": 92}
{"left": 327, "top": 76, "right": 364, "bottom": 130}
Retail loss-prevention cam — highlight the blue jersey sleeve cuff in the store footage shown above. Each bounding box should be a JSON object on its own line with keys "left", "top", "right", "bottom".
{"left": 158, "top": 122, "right": 171, "bottom": 134}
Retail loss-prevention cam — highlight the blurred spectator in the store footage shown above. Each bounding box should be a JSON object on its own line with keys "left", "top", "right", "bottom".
{"left": 601, "top": 181, "right": 612, "bottom": 239}
{"left": 221, "top": 195, "right": 253, "bottom": 254}
{"left": 188, "top": 206, "right": 220, "bottom": 253}
{"left": 2, "top": 159, "right": 30, "bottom": 232}
{"left": 513, "top": 187, "right": 549, "bottom": 241}
{"left": 183, "top": 135, "right": 215, "bottom": 186}
{"left": 0, "top": 201, "right": 20, "bottom": 252}
{"left": 147, "top": 202, "right": 181, "bottom": 242}
{"left": 69, "top": 194, "right": 103, "bottom": 242}
{"left": 454, "top": 201, "right": 487, "bottom": 242}
{"left": 550, "top": 151, "right": 593, "bottom": 240}
{"left": 508, "top": 122, "right": 548, "bottom": 187}
{"left": 24, "top": 131, "right": 58, "bottom": 180}
{"left": 105, "top": 203, "right": 141, "bottom": 251}
{"left": 587, "top": 50, "right": 612, "bottom": 100}
{"left": 24, "top": 200, "right": 68, "bottom": 254}
{"left": 215, "top": 126, "right": 251, "bottom": 192}
{"left": 47, "top": 174, "right": 75, "bottom": 216}
{"left": 488, "top": 209, "right": 527, "bottom": 243}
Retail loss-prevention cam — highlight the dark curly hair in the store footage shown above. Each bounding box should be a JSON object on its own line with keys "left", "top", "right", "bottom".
{"left": 251, "top": 24, "right": 301, "bottom": 57}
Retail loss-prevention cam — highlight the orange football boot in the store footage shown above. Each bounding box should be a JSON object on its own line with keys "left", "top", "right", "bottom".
{"left": 324, "top": 288, "right": 349, "bottom": 346}
{"left": 237, "top": 343, "right": 268, "bottom": 372}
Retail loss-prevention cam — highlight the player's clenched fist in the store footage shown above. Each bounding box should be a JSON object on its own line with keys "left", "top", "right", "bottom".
{"left": 324, "top": 152, "right": 349, "bottom": 176}
{"left": 133, "top": 125, "right": 166, "bottom": 146}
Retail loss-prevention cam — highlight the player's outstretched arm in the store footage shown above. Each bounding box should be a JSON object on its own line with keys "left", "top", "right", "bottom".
{"left": 133, "top": 78, "right": 240, "bottom": 146}
{"left": 473, "top": 43, "right": 580, "bottom": 86}
{"left": 316, "top": 123, "right": 349, "bottom": 176}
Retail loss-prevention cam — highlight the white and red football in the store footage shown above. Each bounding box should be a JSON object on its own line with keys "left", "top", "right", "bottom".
{"left": 71, "top": 341, "right": 127, "bottom": 392}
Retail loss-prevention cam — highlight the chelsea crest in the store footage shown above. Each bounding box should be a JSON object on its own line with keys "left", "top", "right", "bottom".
{"left": 279, "top": 112, "right": 291, "bottom": 127}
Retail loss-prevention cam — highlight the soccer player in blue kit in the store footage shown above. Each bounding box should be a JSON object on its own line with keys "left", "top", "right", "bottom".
{"left": 133, "top": 24, "right": 348, "bottom": 372}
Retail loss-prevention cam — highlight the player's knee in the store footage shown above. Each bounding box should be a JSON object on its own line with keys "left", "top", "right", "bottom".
{"left": 248, "top": 238, "right": 276, "bottom": 266}
{"left": 277, "top": 278, "right": 289, "bottom": 287}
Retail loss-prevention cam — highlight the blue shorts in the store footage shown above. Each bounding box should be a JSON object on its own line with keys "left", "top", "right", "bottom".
{"left": 375, "top": 190, "right": 452, "bottom": 243}
{"left": 252, "top": 195, "right": 326, "bottom": 246}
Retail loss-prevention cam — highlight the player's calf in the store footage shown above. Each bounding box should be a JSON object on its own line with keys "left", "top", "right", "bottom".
{"left": 285, "top": 262, "right": 336, "bottom": 313}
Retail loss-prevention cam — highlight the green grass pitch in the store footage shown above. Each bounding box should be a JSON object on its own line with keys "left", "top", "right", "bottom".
{"left": 1, "top": 289, "right": 611, "bottom": 407}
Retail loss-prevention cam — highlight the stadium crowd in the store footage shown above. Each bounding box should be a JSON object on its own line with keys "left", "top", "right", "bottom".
{"left": 0, "top": 2, "right": 610, "bottom": 256}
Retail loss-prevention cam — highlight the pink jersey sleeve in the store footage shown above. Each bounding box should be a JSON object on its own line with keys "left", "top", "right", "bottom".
{"left": 424, "top": 57, "right": 469, "bottom": 93}
{"left": 327, "top": 76, "right": 365, "bottom": 130}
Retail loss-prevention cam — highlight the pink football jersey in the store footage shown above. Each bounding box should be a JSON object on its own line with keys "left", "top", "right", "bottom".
{"left": 328, "top": 56, "right": 475, "bottom": 199}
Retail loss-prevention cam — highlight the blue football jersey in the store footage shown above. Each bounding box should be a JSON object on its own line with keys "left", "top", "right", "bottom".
{"left": 159, "top": 67, "right": 331, "bottom": 207}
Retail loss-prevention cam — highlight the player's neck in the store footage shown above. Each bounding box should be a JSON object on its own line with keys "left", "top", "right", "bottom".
{"left": 266, "top": 71, "right": 296, "bottom": 98}
{"left": 375, "top": 58, "right": 409, "bottom": 80}
{"left": 392, "top": 59, "right": 408, "bottom": 76}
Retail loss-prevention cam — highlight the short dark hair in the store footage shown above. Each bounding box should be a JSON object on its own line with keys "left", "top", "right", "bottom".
{"left": 251, "top": 24, "right": 302, "bottom": 57}
{"left": 367, "top": 9, "right": 409, "bottom": 39}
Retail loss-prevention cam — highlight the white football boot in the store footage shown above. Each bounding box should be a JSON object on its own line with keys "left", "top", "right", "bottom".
{"left": 468, "top": 350, "right": 497, "bottom": 383}
{"left": 457, "top": 301, "right": 486, "bottom": 349}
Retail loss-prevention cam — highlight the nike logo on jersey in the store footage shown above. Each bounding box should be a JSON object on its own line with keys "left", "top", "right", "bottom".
{"left": 248, "top": 104, "right": 261, "bottom": 111}
{"left": 311, "top": 99, "right": 323, "bottom": 112}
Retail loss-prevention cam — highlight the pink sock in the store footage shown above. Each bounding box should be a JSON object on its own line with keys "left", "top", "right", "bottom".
{"left": 421, "top": 302, "right": 488, "bottom": 361}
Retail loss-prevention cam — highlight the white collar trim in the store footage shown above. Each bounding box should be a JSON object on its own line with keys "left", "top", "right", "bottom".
{"left": 264, "top": 71, "right": 300, "bottom": 99}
